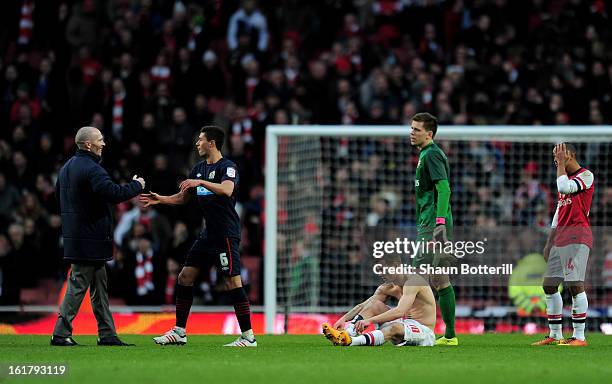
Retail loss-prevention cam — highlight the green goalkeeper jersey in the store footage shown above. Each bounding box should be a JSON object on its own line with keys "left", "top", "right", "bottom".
{"left": 415, "top": 141, "right": 453, "bottom": 238}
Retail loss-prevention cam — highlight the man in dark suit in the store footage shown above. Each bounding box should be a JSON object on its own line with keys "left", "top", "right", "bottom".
{"left": 51, "top": 126, "right": 145, "bottom": 346}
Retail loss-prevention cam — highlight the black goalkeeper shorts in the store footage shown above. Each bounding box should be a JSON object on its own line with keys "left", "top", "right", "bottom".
{"left": 184, "top": 235, "right": 241, "bottom": 276}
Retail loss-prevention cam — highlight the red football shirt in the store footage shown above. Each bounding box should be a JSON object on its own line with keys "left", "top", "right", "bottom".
{"left": 552, "top": 168, "right": 594, "bottom": 248}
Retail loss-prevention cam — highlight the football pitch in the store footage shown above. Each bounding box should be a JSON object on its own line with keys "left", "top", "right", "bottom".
{"left": 1, "top": 334, "right": 610, "bottom": 383}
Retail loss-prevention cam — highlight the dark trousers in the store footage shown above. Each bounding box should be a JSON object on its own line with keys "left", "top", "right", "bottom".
{"left": 52, "top": 264, "right": 116, "bottom": 338}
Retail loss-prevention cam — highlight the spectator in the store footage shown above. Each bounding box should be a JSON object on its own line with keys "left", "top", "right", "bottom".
{"left": 513, "top": 162, "right": 552, "bottom": 226}
{"left": 113, "top": 198, "right": 172, "bottom": 258}
{"left": 10, "top": 151, "right": 35, "bottom": 191}
{"left": 165, "top": 221, "right": 193, "bottom": 304}
{"left": 133, "top": 113, "right": 160, "bottom": 155}
{"left": 190, "top": 94, "right": 214, "bottom": 129}
{"left": 10, "top": 83, "right": 41, "bottom": 124}
{"left": 119, "top": 224, "right": 161, "bottom": 304}
{"left": 146, "top": 82, "right": 175, "bottom": 130}
{"left": 65, "top": 0, "right": 99, "bottom": 50}
{"left": 162, "top": 107, "right": 194, "bottom": 168}
{"left": 1, "top": 65, "right": 18, "bottom": 124}
{"left": 106, "top": 78, "right": 139, "bottom": 143}
{"left": 0, "top": 173, "right": 21, "bottom": 226}
{"left": 7, "top": 223, "right": 35, "bottom": 290}
{"left": 149, "top": 154, "right": 180, "bottom": 198}
{"left": 198, "top": 50, "right": 226, "bottom": 99}
{"left": 173, "top": 48, "right": 197, "bottom": 107}
{"left": 227, "top": 0, "right": 269, "bottom": 53}
{"left": 0, "top": 234, "right": 18, "bottom": 304}
{"left": 150, "top": 52, "right": 172, "bottom": 85}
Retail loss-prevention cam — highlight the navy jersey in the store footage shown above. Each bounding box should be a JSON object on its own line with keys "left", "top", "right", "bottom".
{"left": 188, "top": 158, "right": 240, "bottom": 238}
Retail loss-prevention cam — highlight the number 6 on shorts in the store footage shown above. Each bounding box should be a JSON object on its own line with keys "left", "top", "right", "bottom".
{"left": 219, "top": 252, "right": 229, "bottom": 268}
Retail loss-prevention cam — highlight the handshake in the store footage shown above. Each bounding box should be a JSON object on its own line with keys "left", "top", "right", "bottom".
{"left": 134, "top": 178, "right": 205, "bottom": 208}
{"left": 131, "top": 175, "right": 159, "bottom": 208}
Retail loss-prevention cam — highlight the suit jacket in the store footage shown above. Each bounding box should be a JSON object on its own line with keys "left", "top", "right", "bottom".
{"left": 56, "top": 150, "right": 143, "bottom": 263}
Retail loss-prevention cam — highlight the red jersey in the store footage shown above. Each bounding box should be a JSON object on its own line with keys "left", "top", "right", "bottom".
{"left": 552, "top": 167, "right": 594, "bottom": 248}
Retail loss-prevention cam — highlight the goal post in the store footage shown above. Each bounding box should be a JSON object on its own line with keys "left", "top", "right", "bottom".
{"left": 264, "top": 125, "right": 612, "bottom": 334}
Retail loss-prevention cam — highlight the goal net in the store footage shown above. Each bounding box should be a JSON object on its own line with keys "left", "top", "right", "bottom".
{"left": 265, "top": 125, "right": 612, "bottom": 334}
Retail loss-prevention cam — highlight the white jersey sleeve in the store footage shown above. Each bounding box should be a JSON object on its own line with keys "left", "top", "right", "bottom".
{"left": 556, "top": 169, "right": 594, "bottom": 194}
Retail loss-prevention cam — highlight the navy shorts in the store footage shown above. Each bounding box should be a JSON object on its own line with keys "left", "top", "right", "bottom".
{"left": 184, "top": 235, "right": 241, "bottom": 276}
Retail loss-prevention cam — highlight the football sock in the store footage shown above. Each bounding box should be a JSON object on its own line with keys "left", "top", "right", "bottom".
{"left": 571, "top": 292, "right": 587, "bottom": 341}
{"left": 228, "top": 287, "right": 253, "bottom": 339}
{"left": 545, "top": 292, "right": 563, "bottom": 339}
{"left": 175, "top": 284, "right": 193, "bottom": 329}
{"left": 345, "top": 323, "right": 357, "bottom": 336}
{"left": 351, "top": 330, "right": 384, "bottom": 346}
{"left": 345, "top": 314, "right": 363, "bottom": 336}
{"left": 438, "top": 285, "right": 456, "bottom": 338}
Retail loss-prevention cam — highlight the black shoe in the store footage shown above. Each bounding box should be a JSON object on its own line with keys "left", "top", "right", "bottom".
{"left": 97, "top": 336, "right": 135, "bottom": 346}
{"left": 50, "top": 336, "right": 79, "bottom": 346}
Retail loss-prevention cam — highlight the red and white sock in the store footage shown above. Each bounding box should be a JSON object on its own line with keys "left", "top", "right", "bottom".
{"left": 571, "top": 292, "right": 587, "bottom": 341}
{"left": 350, "top": 330, "right": 384, "bottom": 346}
{"left": 546, "top": 292, "right": 563, "bottom": 339}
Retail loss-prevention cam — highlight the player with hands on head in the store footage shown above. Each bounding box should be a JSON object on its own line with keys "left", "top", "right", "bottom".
{"left": 532, "top": 143, "right": 594, "bottom": 347}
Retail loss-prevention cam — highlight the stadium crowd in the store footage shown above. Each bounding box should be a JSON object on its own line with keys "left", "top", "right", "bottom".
{"left": 0, "top": 0, "right": 611, "bottom": 306}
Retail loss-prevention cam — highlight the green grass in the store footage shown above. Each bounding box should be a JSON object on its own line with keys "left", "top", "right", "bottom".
{"left": 1, "top": 334, "right": 610, "bottom": 383}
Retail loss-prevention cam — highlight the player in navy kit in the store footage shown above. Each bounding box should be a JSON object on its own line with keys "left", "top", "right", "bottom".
{"left": 141, "top": 126, "right": 256, "bottom": 347}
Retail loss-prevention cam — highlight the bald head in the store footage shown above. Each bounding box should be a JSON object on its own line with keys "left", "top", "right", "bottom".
{"left": 75, "top": 126, "right": 105, "bottom": 156}
{"left": 75, "top": 127, "right": 100, "bottom": 149}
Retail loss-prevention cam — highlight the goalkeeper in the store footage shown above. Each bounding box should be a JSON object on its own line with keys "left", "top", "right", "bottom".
{"left": 409, "top": 112, "right": 457, "bottom": 346}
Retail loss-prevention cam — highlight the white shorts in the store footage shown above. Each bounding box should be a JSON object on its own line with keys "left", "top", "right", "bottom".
{"left": 544, "top": 244, "right": 589, "bottom": 282}
{"left": 380, "top": 318, "right": 435, "bottom": 347}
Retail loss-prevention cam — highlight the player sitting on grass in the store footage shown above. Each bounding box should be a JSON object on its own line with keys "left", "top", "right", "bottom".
{"left": 322, "top": 257, "right": 436, "bottom": 347}
{"left": 329, "top": 282, "right": 403, "bottom": 337}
